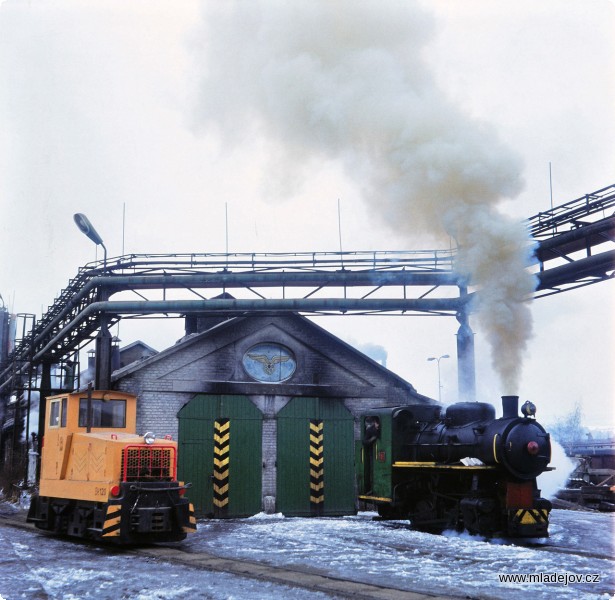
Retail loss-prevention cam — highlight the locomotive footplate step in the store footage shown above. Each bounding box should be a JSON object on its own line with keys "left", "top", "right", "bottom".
{"left": 130, "top": 507, "right": 172, "bottom": 532}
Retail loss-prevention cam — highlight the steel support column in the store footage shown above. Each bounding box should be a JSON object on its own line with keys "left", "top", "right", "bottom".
{"left": 95, "top": 316, "right": 112, "bottom": 390}
{"left": 456, "top": 291, "right": 476, "bottom": 401}
{"left": 37, "top": 361, "right": 52, "bottom": 479}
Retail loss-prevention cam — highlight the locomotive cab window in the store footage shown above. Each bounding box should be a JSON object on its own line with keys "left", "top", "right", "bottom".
{"left": 363, "top": 416, "right": 381, "bottom": 445}
{"left": 48, "top": 397, "right": 67, "bottom": 428}
{"left": 78, "top": 398, "right": 126, "bottom": 428}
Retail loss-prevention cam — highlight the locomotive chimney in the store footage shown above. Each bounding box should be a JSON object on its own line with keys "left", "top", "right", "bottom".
{"left": 502, "top": 395, "right": 519, "bottom": 419}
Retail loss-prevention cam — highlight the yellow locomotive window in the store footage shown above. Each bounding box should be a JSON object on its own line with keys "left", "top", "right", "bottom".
{"left": 48, "top": 398, "right": 68, "bottom": 428}
{"left": 48, "top": 400, "right": 61, "bottom": 428}
{"left": 78, "top": 398, "right": 126, "bottom": 428}
{"left": 48, "top": 398, "right": 67, "bottom": 428}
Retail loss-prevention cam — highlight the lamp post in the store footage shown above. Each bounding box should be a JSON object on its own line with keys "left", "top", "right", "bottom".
{"left": 427, "top": 354, "right": 449, "bottom": 403}
{"left": 73, "top": 213, "right": 111, "bottom": 388}
{"left": 73, "top": 213, "right": 107, "bottom": 272}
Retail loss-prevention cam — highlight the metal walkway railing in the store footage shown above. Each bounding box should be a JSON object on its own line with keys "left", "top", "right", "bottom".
{"left": 528, "top": 184, "right": 615, "bottom": 297}
{"left": 528, "top": 183, "right": 615, "bottom": 238}
{"left": 0, "top": 249, "right": 462, "bottom": 393}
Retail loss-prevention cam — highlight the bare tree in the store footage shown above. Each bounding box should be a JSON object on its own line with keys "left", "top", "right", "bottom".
{"left": 549, "top": 403, "right": 586, "bottom": 455}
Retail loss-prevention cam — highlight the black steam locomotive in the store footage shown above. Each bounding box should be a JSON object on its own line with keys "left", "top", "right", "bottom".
{"left": 356, "top": 396, "right": 553, "bottom": 537}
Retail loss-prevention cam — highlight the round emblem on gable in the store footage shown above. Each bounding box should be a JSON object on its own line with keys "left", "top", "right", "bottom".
{"left": 243, "top": 343, "right": 296, "bottom": 383}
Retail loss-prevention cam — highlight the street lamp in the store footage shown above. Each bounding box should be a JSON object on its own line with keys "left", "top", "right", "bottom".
{"left": 427, "top": 354, "right": 450, "bottom": 403}
{"left": 74, "top": 213, "right": 111, "bottom": 388}
{"left": 73, "top": 213, "right": 107, "bottom": 272}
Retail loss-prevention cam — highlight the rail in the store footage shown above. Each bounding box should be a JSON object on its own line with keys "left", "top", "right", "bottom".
{"left": 78, "top": 248, "right": 456, "bottom": 276}
{"left": 528, "top": 183, "right": 615, "bottom": 238}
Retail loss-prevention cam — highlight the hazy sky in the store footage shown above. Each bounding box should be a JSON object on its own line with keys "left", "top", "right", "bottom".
{"left": 0, "top": 0, "right": 613, "bottom": 429}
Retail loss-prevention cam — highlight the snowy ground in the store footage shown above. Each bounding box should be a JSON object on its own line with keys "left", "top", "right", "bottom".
{"left": 0, "top": 503, "right": 613, "bottom": 599}
{"left": 0, "top": 516, "right": 338, "bottom": 599}
{"left": 189, "top": 509, "right": 614, "bottom": 599}
{"left": 0, "top": 502, "right": 339, "bottom": 600}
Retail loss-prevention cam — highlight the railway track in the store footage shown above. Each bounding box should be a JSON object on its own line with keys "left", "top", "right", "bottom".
{"left": 129, "top": 543, "right": 463, "bottom": 600}
{"left": 0, "top": 512, "right": 462, "bottom": 600}
{"left": 376, "top": 520, "right": 614, "bottom": 562}
{"left": 509, "top": 540, "right": 614, "bottom": 562}
{"left": 2, "top": 508, "right": 611, "bottom": 598}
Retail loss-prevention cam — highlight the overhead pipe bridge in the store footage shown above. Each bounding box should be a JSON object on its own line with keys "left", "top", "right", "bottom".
{"left": 1, "top": 248, "right": 478, "bottom": 397}
{"left": 529, "top": 183, "right": 615, "bottom": 297}
{"left": 1, "top": 184, "right": 614, "bottom": 428}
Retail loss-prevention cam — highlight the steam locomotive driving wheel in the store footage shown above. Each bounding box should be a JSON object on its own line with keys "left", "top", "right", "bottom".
{"left": 411, "top": 494, "right": 463, "bottom": 534}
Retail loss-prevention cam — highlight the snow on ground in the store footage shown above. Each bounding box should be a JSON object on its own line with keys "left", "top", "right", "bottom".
{"left": 0, "top": 503, "right": 613, "bottom": 599}
{"left": 189, "top": 510, "right": 614, "bottom": 599}
{"left": 0, "top": 514, "right": 338, "bottom": 600}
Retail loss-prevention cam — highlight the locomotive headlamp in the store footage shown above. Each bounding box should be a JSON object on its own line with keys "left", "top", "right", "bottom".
{"left": 143, "top": 431, "right": 156, "bottom": 445}
{"left": 527, "top": 441, "right": 540, "bottom": 455}
{"left": 521, "top": 401, "right": 536, "bottom": 417}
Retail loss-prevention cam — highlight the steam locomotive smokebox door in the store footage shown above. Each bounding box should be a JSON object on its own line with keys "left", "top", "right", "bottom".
{"left": 178, "top": 394, "right": 262, "bottom": 518}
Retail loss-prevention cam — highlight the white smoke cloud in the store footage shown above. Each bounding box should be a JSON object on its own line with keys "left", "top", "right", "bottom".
{"left": 191, "top": 0, "right": 535, "bottom": 391}
{"left": 537, "top": 440, "right": 576, "bottom": 500}
{"left": 450, "top": 208, "right": 538, "bottom": 392}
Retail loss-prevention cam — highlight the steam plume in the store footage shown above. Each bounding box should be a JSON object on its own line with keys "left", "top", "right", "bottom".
{"left": 192, "top": 1, "right": 537, "bottom": 391}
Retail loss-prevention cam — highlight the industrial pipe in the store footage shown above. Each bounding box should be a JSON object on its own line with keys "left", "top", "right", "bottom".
{"left": 32, "top": 296, "right": 465, "bottom": 361}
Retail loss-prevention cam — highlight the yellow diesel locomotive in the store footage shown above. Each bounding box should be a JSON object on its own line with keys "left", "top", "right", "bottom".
{"left": 27, "top": 388, "right": 196, "bottom": 544}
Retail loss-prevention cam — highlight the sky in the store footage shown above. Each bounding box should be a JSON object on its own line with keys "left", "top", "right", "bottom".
{"left": 0, "top": 0, "right": 613, "bottom": 431}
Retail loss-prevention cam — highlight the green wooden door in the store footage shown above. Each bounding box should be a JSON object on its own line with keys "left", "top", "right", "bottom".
{"left": 178, "top": 394, "right": 262, "bottom": 518}
{"left": 178, "top": 400, "right": 215, "bottom": 516}
{"left": 277, "top": 397, "right": 355, "bottom": 516}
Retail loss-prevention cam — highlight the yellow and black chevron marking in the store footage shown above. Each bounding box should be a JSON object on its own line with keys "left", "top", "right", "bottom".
{"left": 183, "top": 503, "right": 197, "bottom": 533}
{"left": 513, "top": 508, "right": 550, "bottom": 525}
{"left": 213, "top": 418, "right": 230, "bottom": 512}
{"left": 102, "top": 504, "right": 122, "bottom": 538}
{"left": 309, "top": 419, "right": 324, "bottom": 514}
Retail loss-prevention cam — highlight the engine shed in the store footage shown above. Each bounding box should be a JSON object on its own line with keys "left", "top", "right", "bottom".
{"left": 111, "top": 314, "right": 434, "bottom": 518}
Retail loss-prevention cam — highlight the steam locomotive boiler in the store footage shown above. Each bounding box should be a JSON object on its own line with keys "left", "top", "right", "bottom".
{"left": 357, "top": 396, "right": 553, "bottom": 537}
{"left": 27, "top": 389, "right": 196, "bottom": 544}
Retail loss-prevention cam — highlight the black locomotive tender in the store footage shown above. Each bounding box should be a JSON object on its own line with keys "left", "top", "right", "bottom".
{"left": 357, "top": 395, "right": 553, "bottom": 537}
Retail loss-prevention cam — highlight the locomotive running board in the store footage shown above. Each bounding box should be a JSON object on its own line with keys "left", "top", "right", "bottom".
{"left": 358, "top": 495, "right": 392, "bottom": 503}
{"left": 393, "top": 461, "right": 497, "bottom": 470}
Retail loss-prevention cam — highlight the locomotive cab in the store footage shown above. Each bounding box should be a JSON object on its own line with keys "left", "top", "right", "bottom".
{"left": 27, "top": 389, "right": 197, "bottom": 544}
{"left": 356, "top": 404, "right": 442, "bottom": 519}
